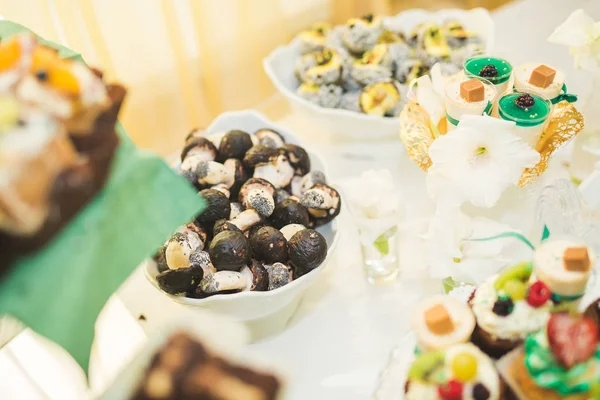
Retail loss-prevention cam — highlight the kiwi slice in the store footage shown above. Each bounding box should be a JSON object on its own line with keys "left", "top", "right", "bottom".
{"left": 494, "top": 261, "right": 533, "bottom": 291}
{"left": 407, "top": 350, "right": 446, "bottom": 383}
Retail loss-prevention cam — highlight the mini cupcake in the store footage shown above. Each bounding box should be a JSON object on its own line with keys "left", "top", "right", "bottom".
{"left": 297, "top": 22, "right": 331, "bottom": 54}
{"left": 359, "top": 80, "right": 404, "bottom": 117}
{"left": 395, "top": 59, "right": 429, "bottom": 85}
{"left": 341, "top": 14, "right": 384, "bottom": 54}
{"left": 499, "top": 312, "right": 600, "bottom": 399}
{"left": 470, "top": 262, "right": 553, "bottom": 358}
{"left": 405, "top": 343, "right": 503, "bottom": 400}
{"left": 412, "top": 295, "right": 476, "bottom": 352}
{"left": 297, "top": 82, "right": 342, "bottom": 108}
{"left": 303, "top": 49, "right": 343, "bottom": 85}
{"left": 533, "top": 239, "right": 594, "bottom": 308}
{"left": 350, "top": 44, "right": 393, "bottom": 85}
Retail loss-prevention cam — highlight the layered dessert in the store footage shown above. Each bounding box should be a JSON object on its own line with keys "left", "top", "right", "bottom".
{"left": 412, "top": 295, "right": 476, "bottom": 352}
{"left": 0, "top": 32, "right": 125, "bottom": 271}
{"left": 470, "top": 262, "right": 553, "bottom": 358}
{"left": 533, "top": 239, "right": 594, "bottom": 307}
{"left": 463, "top": 55, "right": 513, "bottom": 110}
{"left": 444, "top": 75, "right": 496, "bottom": 130}
{"left": 405, "top": 343, "right": 503, "bottom": 400}
{"left": 131, "top": 332, "right": 282, "bottom": 400}
{"left": 513, "top": 63, "right": 568, "bottom": 104}
{"left": 499, "top": 312, "right": 600, "bottom": 399}
{"left": 498, "top": 92, "right": 551, "bottom": 148}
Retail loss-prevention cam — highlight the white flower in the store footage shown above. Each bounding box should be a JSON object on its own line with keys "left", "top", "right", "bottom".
{"left": 426, "top": 206, "right": 514, "bottom": 284}
{"left": 344, "top": 169, "right": 401, "bottom": 219}
{"left": 547, "top": 9, "right": 600, "bottom": 73}
{"left": 427, "top": 115, "right": 540, "bottom": 208}
{"left": 407, "top": 63, "right": 447, "bottom": 125}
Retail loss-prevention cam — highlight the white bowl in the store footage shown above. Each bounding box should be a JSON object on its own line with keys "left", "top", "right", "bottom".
{"left": 263, "top": 8, "right": 495, "bottom": 141}
{"left": 144, "top": 110, "right": 339, "bottom": 340}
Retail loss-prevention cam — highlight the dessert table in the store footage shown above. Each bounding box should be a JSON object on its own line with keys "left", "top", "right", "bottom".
{"left": 3, "top": 0, "right": 600, "bottom": 399}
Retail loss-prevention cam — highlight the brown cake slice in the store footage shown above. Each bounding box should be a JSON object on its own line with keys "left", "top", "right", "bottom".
{"left": 132, "top": 332, "right": 281, "bottom": 400}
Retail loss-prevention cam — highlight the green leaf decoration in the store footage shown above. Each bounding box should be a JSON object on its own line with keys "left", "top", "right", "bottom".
{"left": 373, "top": 226, "right": 397, "bottom": 256}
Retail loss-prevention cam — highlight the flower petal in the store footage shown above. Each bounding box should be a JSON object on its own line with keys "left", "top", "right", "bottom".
{"left": 548, "top": 9, "right": 596, "bottom": 47}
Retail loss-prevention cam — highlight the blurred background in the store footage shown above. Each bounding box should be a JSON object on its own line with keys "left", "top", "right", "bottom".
{"left": 0, "top": 0, "right": 514, "bottom": 155}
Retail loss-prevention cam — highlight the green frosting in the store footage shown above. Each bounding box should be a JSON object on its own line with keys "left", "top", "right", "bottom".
{"left": 498, "top": 93, "right": 551, "bottom": 127}
{"left": 464, "top": 56, "right": 513, "bottom": 84}
{"left": 524, "top": 330, "right": 600, "bottom": 395}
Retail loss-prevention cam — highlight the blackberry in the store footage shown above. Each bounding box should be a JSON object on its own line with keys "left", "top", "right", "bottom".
{"left": 514, "top": 93, "right": 535, "bottom": 109}
{"left": 492, "top": 295, "right": 514, "bottom": 316}
{"left": 472, "top": 383, "right": 491, "bottom": 400}
{"left": 478, "top": 64, "right": 498, "bottom": 78}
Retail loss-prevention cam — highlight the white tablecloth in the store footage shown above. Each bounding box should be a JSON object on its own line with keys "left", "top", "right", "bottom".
{"left": 3, "top": 1, "right": 600, "bottom": 399}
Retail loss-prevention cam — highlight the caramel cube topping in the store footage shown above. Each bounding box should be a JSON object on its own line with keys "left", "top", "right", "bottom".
{"left": 425, "top": 304, "right": 454, "bottom": 335}
{"left": 460, "top": 78, "right": 485, "bottom": 103}
{"left": 529, "top": 65, "right": 556, "bottom": 88}
{"left": 564, "top": 247, "right": 590, "bottom": 272}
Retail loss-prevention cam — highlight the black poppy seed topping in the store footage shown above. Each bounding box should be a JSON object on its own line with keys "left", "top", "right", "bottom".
{"left": 250, "top": 194, "right": 274, "bottom": 216}
{"left": 514, "top": 93, "right": 535, "bottom": 110}
{"left": 478, "top": 64, "right": 498, "bottom": 78}
{"left": 189, "top": 250, "right": 210, "bottom": 267}
{"left": 303, "top": 191, "right": 325, "bottom": 208}
{"left": 195, "top": 160, "right": 210, "bottom": 180}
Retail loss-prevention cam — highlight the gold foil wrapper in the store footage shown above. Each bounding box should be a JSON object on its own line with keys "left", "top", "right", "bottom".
{"left": 399, "top": 100, "right": 585, "bottom": 186}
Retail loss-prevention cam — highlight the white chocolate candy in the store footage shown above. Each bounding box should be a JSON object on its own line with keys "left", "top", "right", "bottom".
{"left": 534, "top": 239, "right": 594, "bottom": 297}
{"left": 411, "top": 295, "right": 475, "bottom": 351}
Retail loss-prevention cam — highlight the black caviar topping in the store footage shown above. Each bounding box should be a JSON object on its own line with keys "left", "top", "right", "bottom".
{"left": 472, "top": 383, "right": 491, "bottom": 400}
{"left": 514, "top": 93, "right": 535, "bottom": 109}
{"left": 479, "top": 64, "right": 498, "bottom": 78}
{"left": 35, "top": 70, "right": 48, "bottom": 82}
{"left": 492, "top": 295, "right": 514, "bottom": 316}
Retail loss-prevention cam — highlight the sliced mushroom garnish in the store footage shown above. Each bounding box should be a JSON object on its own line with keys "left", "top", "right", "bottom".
{"left": 246, "top": 188, "right": 275, "bottom": 217}
{"left": 189, "top": 249, "right": 216, "bottom": 277}
{"left": 266, "top": 262, "right": 293, "bottom": 290}
{"left": 300, "top": 170, "right": 327, "bottom": 193}
{"left": 211, "top": 183, "right": 230, "bottom": 199}
{"left": 180, "top": 137, "right": 217, "bottom": 163}
{"left": 280, "top": 223, "right": 306, "bottom": 241}
{"left": 199, "top": 270, "right": 248, "bottom": 294}
{"left": 229, "top": 202, "right": 243, "bottom": 220}
{"left": 230, "top": 209, "right": 262, "bottom": 231}
{"left": 300, "top": 184, "right": 341, "bottom": 225}
{"left": 253, "top": 153, "right": 295, "bottom": 188}
{"left": 180, "top": 159, "right": 234, "bottom": 188}
{"left": 165, "top": 230, "right": 204, "bottom": 270}
{"left": 254, "top": 128, "right": 285, "bottom": 149}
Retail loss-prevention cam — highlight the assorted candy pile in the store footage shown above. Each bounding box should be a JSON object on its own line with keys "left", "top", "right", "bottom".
{"left": 293, "top": 14, "right": 484, "bottom": 117}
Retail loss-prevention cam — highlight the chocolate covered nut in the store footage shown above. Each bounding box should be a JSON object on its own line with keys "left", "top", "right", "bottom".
{"left": 460, "top": 78, "right": 484, "bottom": 102}
{"left": 425, "top": 304, "right": 454, "bottom": 334}
{"left": 529, "top": 65, "right": 556, "bottom": 88}
{"left": 564, "top": 247, "right": 590, "bottom": 272}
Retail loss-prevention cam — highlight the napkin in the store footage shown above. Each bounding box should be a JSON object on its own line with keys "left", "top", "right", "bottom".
{"left": 0, "top": 21, "right": 204, "bottom": 372}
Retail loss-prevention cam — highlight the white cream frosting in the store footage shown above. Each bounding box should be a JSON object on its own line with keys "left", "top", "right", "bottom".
{"left": 534, "top": 239, "right": 594, "bottom": 297}
{"left": 405, "top": 343, "right": 500, "bottom": 400}
{"left": 471, "top": 275, "right": 551, "bottom": 341}
{"left": 514, "top": 62, "right": 565, "bottom": 100}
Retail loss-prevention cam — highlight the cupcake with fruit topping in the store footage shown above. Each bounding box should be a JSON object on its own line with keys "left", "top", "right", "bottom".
{"left": 359, "top": 80, "right": 403, "bottom": 117}
{"left": 297, "top": 22, "right": 331, "bottom": 55}
{"left": 412, "top": 295, "right": 476, "bottom": 352}
{"left": 405, "top": 343, "right": 503, "bottom": 400}
{"left": 470, "top": 262, "right": 554, "bottom": 358}
{"left": 499, "top": 312, "right": 600, "bottom": 399}
{"left": 349, "top": 44, "right": 393, "bottom": 85}
{"left": 340, "top": 14, "right": 384, "bottom": 54}
{"left": 533, "top": 240, "right": 594, "bottom": 308}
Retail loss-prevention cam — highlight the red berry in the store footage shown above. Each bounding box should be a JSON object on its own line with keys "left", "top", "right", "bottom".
{"left": 526, "top": 281, "right": 551, "bottom": 307}
{"left": 438, "top": 379, "right": 463, "bottom": 400}
{"left": 547, "top": 313, "right": 599, "bottom": 368}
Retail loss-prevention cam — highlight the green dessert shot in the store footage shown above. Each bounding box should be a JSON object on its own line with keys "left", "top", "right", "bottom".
{"left": 464, "top": 55, "right": 513, "bottom": 114}
{"left": 498, "top": 92, "right": 551, "bottom": 148}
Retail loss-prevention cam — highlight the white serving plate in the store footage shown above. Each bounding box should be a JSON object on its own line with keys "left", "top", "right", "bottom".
{"left": 263, "top": 8, "right": 494, "bottom": 141}
{"left": 144, "top": 110, "right": 339, "bottom": 341}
